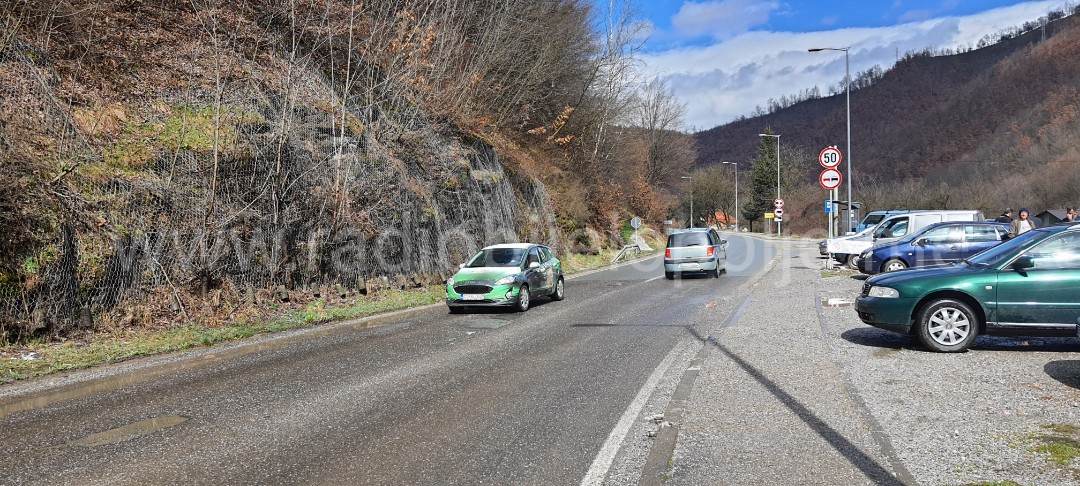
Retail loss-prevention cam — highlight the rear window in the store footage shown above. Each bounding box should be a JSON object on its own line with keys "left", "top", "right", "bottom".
{"left": 668, "top": 232, "right": 711, "bottom": 247}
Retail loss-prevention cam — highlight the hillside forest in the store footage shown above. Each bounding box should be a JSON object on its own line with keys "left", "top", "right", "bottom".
{"left": 692, "top": 6, "right": 1080, "bottom": 235}
{"left": 0, "top": 0, "right": 695, "bottom": 342}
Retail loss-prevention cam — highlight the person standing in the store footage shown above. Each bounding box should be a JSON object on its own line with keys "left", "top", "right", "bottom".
{"left": 995, "top": 208, "right": 1013, "bottom": 224}
{"left": 1065, "top": 207, "right": 1078, "bottom": 223}
{"left": 1011, "top": 208, "right": 1038, "bottom": 235}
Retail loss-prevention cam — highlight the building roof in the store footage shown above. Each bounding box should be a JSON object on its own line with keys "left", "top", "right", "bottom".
{"left": 1037, "top": 209, "right": 1069, "bottom": 220}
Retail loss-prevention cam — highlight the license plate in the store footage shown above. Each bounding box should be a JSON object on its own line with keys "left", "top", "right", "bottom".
{"left": 462, "top": 294, "right": 485, "bottom": 301}
{"left": 681, "top": 263, "right": 701, "bottom": 271}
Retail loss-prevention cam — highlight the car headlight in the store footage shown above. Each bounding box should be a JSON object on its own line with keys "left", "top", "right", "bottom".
{"left": 494, "top": 275, "right": 516, "bottom": 285}
{"left": 868, "top": 286, "right": 900, "bottom": 298}
{"left": 860, "top": 249, "right": 872, "bottom": 259}
{"left": 446, "top": 277, "right": 455, "bottom": 286}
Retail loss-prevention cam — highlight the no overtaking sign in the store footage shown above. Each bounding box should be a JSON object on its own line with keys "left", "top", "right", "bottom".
{"left": 819, "top": 168, "right": 843, "bottom": 190}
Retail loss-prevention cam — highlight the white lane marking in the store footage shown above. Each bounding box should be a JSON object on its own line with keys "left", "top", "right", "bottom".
{"left": 580, "top": 340, "right": 686, "bottom": 486}
{"left": 643, "top": 276, "right": 663, "bottom": 283}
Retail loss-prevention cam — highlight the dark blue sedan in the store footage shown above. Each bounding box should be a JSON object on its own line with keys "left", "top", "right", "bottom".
{"left": 858, "top": 221, "right": 1011, "bottom": 274}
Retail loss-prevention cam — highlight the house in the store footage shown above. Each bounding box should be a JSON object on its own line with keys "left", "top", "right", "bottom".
{"left": 1036, "top": 209, "right": 1068, "bottom": 227}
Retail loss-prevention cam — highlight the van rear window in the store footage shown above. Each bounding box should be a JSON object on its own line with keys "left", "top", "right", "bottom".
{"left": 668, "top": 232, "right": 711, "bottom": 247}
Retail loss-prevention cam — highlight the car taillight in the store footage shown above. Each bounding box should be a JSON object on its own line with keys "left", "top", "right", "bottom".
{"left": 707, "top": 246, "right": 715, "bottom": 256}
{"left": 665, "top": 248, "right": 671, "bottom": 258}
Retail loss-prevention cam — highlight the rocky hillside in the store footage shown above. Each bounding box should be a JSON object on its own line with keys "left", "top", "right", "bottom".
{"left": 0, "top": 0, "right": 682, "bottom": 340}
{"left": 694, "top": 9, "right": 1080, "bottom": 233}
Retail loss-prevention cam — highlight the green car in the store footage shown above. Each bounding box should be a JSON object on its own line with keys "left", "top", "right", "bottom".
{"left": 446, "top": 243, "right": 564, "bottom": 313}
{"left": 856, "top": 223, "right": 1080, "bottom": 352}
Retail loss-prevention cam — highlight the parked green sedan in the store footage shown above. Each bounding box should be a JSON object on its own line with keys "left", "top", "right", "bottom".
{"left": 856, "top": 223, "right": 1080, "bottom": 352}
{"left": 446, "top": 243, "right": 564, "bottom": 313}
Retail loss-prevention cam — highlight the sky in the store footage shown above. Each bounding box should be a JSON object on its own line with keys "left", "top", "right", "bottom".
{"left": 631, "top": 0, "right": 1071, "bottom": 129}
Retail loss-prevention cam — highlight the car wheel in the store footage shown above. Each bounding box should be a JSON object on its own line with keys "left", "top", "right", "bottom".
{"left": 713, "top": 265, "right": 721, "bottom": 278}
{"left": 883, "top": 259, "right": 907, "bottom": 273}
{"left": 516, "top": 284, "right": 530, "bottom": 312}
{"left": 916, "top": 299, "right": 979, "bottom": 352}
{"left": 665, "top": 272, "right": 674, "bottom": 280}
{"left": 846, "top": 255, "right": 861, "bottom": 270}
{"left": 550, "top": 277, "right": 565, "bottom": 301}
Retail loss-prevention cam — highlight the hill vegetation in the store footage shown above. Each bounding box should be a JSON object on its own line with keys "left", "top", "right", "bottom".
{"left": 0, "top": 0, "right": 693, "bottom": 342}
{"left": 694, "top": 7, "right": 1080, "bottom": 234}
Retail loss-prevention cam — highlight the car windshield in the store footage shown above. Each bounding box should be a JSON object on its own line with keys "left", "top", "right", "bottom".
{"left": 466, "top": 248, "right": 527, "bottom": 268}
{"left": 668, "top": 232, "right": 710, "bottom": 247}
{"left": 874, "top": 218, "right": 909, "bottom": 239}
{"left": 965, "top": 229, "right": 1048, "bottom": 266}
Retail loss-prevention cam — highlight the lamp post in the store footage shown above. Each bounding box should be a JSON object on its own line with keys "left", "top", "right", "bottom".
{"left": 681, "top": 175, "right": 693, "bottom": 228}
{"left": 758, "top": 133, "right": 780, "bottom": 235}
{"left": 721, "top": 161, "right": 738, "bottom": 231}
{"left": 809, "top": 46, "right": 853, "bottom": 233}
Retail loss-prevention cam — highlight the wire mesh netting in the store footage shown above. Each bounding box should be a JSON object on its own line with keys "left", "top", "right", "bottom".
{"left": 0, "top": 3, "right": 562, "bottom": 340}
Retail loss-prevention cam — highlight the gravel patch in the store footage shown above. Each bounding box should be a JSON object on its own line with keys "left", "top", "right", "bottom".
{"left": 820, "top": 271, "right": 1080, "bottom": 485}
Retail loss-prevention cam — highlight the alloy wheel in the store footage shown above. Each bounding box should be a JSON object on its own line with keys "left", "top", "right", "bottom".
{"left": 518, "top": 286, "right": 530, "bottom": 311}
{"left": 927, "top": 307, "right": 970, "bottom": 346}
{"left": 884, "top": 260, "right": 907, "bottom": 272}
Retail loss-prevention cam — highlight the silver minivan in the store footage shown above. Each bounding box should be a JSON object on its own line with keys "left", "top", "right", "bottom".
{"left": 664, "top": 228, "right": 728, "bottom": 279}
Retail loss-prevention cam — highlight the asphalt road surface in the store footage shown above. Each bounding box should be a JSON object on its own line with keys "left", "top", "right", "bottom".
{"left": 1, "top": 235, "right": 774, "bottom": 485}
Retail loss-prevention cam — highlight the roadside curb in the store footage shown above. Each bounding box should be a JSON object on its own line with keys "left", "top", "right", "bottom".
{"left": 0, "top": 250, "right": 663, "bottom": 414}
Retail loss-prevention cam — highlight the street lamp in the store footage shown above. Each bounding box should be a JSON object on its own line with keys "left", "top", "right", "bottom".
{"left": 809, "top": 46, "right": 853, "bottom": 233}
{"left": 681, "top": 175, "right": 693, "bottom": 228}
{"left": 721, "top": 161, "right": 738, "bottom": 231}
{"left": 758, "top": 133, "right": 780, "bottom": 235}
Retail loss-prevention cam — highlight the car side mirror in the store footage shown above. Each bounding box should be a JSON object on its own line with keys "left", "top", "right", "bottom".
{"left": 529, "top": 261, "right": 540, "bottom": 269}
{"left": 459, "top": 263, "right": 466, "bottom": 269}
{"left": 1013, "top": 255, "right": 1035, "bottom": 271}
{"left": 915, "top": 238, "right": 929, "bottom": 247}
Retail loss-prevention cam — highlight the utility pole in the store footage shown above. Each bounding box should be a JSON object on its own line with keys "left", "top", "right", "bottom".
{"left": 681, "top": 175, "right": 694, "bottom": 228}
{"left": 722, "top": 161, "right": 738, "bottom": 231}
{"left": 758, "top": 133, "right": 781, "bottom": 235}
{"left": 810, "top": 46, "right": 854, "bottom": 233}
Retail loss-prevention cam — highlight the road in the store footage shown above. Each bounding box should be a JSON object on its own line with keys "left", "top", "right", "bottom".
{"left": 0, "top": 235, "right": 774, "bottom": 485}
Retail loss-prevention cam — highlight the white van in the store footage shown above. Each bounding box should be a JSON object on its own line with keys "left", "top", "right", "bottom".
{"left": 828, "top": 210, "right": 985, "bottom": 268}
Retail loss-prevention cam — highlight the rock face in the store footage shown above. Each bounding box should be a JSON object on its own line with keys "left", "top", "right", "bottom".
{"left": 0, "top": 25, "right": 557, "bottom": 336}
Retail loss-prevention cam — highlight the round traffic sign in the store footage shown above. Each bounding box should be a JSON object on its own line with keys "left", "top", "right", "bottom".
{"left": 774, "top": 198, "right": 784, "bottom": 208}
{"left": 818, "top": 146, "right": 843, "bottom": 169}
{"left": 774, "top": 208, "right": 784, "bottom": 216}
{"left": 630, "top": 216, "right": 642, "bottom": 229}
{"left": 819, "top": 168, "right": 843, "bottom": 190}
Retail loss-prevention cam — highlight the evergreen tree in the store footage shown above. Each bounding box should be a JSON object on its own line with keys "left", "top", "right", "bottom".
{"left": 742, "top": 129, "right": 779, "bottom": 232}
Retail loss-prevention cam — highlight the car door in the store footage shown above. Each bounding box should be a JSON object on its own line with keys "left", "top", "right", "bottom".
{"left": 962, "top": 224, "right": 1005, "bottom": 258}
{"left": 994, "top": 232, "right": 1080, "bottom": 326}
{"left": 708, "top": 229, "right": 727, "bottom": 263}
{"left": 525, "top": 247, "right": 547, "bottom": 292}
{"left": 538, "top": 246, "right": 556, "bottom": 288}
{"left": 913, "top": 224, "right": 964, "bottom": 266}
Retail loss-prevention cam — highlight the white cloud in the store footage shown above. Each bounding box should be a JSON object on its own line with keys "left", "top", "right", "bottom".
{"left": 671, "top": 0, "right": 780, "bottom": 39}
{"left": 640, "top": 1, "right": 1067, "bottom": 129}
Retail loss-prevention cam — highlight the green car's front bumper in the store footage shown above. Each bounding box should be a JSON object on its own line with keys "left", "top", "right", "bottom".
{"left": 855, "top": 295, "right": 918, "bottom": 334}
{"left": 446, "top": 283, "right": 522, "bottom": 308}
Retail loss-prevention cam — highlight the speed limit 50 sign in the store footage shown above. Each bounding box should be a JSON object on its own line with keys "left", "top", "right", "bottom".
{"left": 818, "top": 146, "right": 843, "bottom": 169}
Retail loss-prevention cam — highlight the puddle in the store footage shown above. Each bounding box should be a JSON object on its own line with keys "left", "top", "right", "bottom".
{"left": 570, "top": 323, "right": 616, "bottom": 327}
{"left": 69, "top": 415, "right": 188, "bottom": 447}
